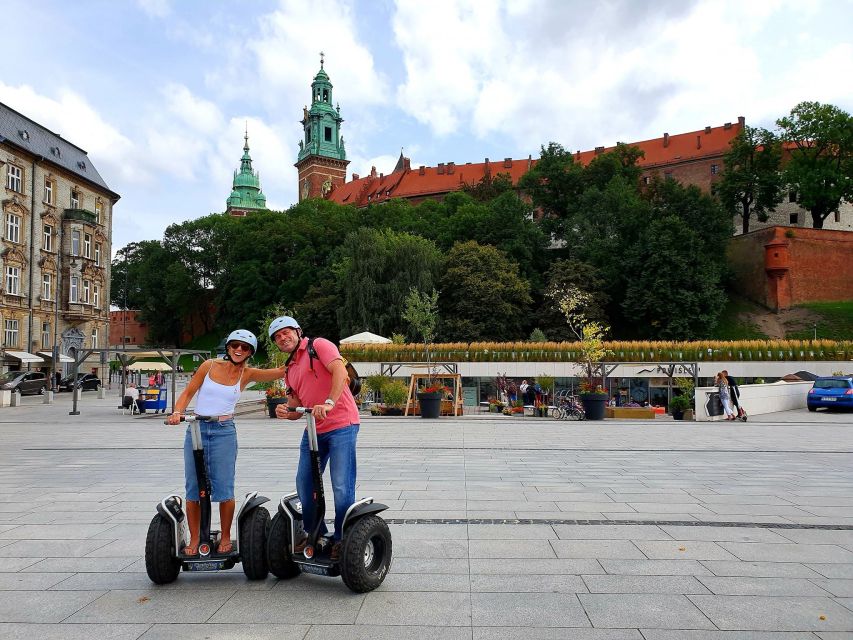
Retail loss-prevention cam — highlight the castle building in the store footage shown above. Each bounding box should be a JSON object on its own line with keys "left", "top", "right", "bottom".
{"left": 0, "top": 101, "right": 118, "bottom": 377}
{"left": 328, "top": 119, "right": 747, "bottom": 208}
{"left": 225, "top": 128, "right": 267, "bottom": 217}
{"left": 295, "top": 54, "right": 349, "bottom": 201}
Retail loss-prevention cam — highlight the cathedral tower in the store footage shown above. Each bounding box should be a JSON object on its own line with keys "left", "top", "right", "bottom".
{"left": 226, "top": 127, "right": 267, "bottom": 216}
{"left": 295, "top": 53, "right": 349, "bottom": 200}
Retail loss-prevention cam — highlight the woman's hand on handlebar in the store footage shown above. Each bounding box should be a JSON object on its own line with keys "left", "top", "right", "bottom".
{"left": 166, "top": 411, "right": 184, "bottom": 426}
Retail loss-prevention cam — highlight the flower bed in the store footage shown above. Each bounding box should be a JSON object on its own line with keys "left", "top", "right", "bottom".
{"left": 340, "top": 339, "right": 853, "bottom": 363}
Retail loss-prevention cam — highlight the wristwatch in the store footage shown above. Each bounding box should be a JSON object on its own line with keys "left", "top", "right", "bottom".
{"left": 324, "top": 398, "right": 335, "bottom": 407}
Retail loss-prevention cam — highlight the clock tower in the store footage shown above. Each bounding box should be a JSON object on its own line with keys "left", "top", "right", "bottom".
{"left": 295, "top": 53, "right": 349, "bottom": 201}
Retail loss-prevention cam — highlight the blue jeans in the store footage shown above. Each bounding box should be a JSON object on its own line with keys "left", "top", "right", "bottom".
{"left": 183, "top": 419, "right": 237, "bottom": 502}
{"left": 296, "top": 423, "right": 359, "bottom": 541}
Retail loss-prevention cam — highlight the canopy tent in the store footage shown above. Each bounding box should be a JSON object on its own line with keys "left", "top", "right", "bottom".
{"left": 340, "top": 331, "right": 392, "bottom": 345}
{"left": 4, "top": 350, "right": 43, "bottom": 363}
{"left": 127, "top": 361, "right": 172, "bottom": 371}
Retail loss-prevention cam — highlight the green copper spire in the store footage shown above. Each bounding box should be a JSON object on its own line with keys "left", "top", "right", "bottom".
{"left": 297, "top": 53, "right": 347, "bottom": 163}
{"left": 226, "top": 126, "right": 267, "bottom": 214}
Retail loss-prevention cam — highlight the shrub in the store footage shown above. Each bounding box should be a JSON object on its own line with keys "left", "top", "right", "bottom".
{"left": 381, "top": 380, "right": 409, "bottom": 408}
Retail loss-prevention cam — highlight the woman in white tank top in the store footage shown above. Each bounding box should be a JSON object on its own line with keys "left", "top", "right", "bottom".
{"left": 167, "top": 329, "right": 285, "bottom": 555}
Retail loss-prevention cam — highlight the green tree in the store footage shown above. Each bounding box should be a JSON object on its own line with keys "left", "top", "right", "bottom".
{"left": 336, "top": 228, "right": 442, "bottom": 337}
{"left": 619, "top": 179, "right": 731, "bottom": 339}
{"left": 537, "top": 259, "right": 609, "bottom": 341}
{"left": 440, "top": 191, "right": 549, "bottom": 286}
{"left": 716, "top": 126, "right": 783, "bottom": 234}
{"left": 461, "top": 171, "right": 515, "bottom": 201}
{"left": 517, "top": 142, "right": 585, "bottom": 238}
{"left": 110, "top": 240, "right": 194, "bottom": 345}
{"left": 777, "top": 101, "right": 853, "bottom": 228}
{"left": 402, "top": 288, "right": 440, "bottom": 375}
{"left": 439, "top": 241, "right": 532, "bottom": 341}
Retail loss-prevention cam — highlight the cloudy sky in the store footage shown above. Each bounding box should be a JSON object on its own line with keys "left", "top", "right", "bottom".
{"left": 2, "top": 0, "right": 851, "bottom": 255}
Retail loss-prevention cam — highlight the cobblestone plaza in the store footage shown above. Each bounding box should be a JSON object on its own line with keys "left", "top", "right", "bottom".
{"left": 1, "top": 391, "right": 852, "bottom": 637}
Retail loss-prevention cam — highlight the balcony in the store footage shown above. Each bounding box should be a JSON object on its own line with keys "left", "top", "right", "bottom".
{"left": 63, "top": 208, "right": 98, "bottom": 225}
{"left": 62, "top": 302, "right": 92, "bottom": 321}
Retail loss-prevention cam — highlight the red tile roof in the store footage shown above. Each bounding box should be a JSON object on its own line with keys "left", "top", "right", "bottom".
{"left": 328, "top": 119, "right": 744, "bottom": 207}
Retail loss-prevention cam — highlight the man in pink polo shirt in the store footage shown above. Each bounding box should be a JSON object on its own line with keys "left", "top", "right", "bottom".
{"left": 270, "top": 315, "right": 360, "bottom": 562}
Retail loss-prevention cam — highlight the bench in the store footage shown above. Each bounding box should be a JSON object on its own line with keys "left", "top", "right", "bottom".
{"left": 605, "top": 407, "right": 657, "bottom": 420}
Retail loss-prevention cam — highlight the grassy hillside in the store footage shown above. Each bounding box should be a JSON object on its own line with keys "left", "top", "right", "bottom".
{"left": 788, "top": 301, "right": 853, "bottom": 341}
{"left": 712, "top": 296, "right": 853, "bottom": 340}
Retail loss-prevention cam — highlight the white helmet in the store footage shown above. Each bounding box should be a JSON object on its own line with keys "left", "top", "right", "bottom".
{"left": 268, "top": 315, "right": 300, "bottom": 339}
{"left": 225, "top": 329, "right": 257, "bottom": 355}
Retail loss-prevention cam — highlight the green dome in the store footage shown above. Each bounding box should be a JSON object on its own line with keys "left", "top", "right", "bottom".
{"left": 225, "top": 130, "right": 267, "bottom": 214}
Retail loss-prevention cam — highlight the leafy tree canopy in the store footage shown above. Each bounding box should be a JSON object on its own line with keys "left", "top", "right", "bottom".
{"left": 716, "top": 126, "right": 783, "bottom": 234}
{"left": 777, "top": 101, "right": 853, "bottom": 228}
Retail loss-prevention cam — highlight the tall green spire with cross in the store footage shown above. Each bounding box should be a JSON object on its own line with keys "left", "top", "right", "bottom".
{"left": 226, "top": 125, "right": 267, "bottom": 215}
{"left": 297, "top": 52, "right": 347, "bottom": 163}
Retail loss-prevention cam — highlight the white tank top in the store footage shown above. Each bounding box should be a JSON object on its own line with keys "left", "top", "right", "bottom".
{"left": 195, "top": 365, "right": 244, "bottom": 416}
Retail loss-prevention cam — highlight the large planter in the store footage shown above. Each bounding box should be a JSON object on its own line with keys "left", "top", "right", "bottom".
{"left": 417, "top": 392, "right": 442, "bottom": 419}
{"left": 580, "top": 393, "right": 607, "bottom": 420}
{"left": 672, "top": 410, "right": 684, "bottom": 421}
{"left": 266, "top": 397, "right": 288, "bottom": 418}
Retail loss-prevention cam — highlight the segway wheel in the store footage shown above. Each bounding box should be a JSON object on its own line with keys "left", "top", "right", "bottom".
{"left": 240, "top": 506, "right": 270, "bottom": 580}
{"left": 145, "top": 513, "right": 181, "bottom": 584}
{"left": 340, "top": 515, "right": 392, "bottom": 593}
{"left": 267, "top": 512, "right": 301, "bottom": 579}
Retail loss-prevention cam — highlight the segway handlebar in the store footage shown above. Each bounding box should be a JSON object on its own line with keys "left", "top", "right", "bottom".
{"left": 163, "top": 414, "right": 198, "bottom": 425}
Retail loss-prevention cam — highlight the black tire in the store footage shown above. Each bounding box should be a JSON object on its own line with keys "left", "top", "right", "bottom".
{"left": 340, "top": 515, "right": 392, "bottom": 593}
{"left": 808, "top": 405, "right": 817, "bottom": 412}
{"left": 240, "top": 506, "right": 270, "bottom": 580}
{"left": 38, "top": 385, "right": 46, "bottom": 395}
{"left": 145, "top": 513, "right": 181, "bottom": 584}
{"left": 267, "top": 512, "right": 300, "bottom": 579}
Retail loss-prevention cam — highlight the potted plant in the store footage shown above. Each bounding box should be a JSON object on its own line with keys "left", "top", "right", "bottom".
{"left": 669, "top": 393, "right": 691, "bottom": 421}
{"left": 380, "top": 379, "right": 408, "bottom": 416}
{"left": 548, "top": 285, "right": 612, "bottom": 421}
{"left": 534, "top": 374, "right": 555, "bottom": 416}
{"left": 264, "top": 383, "right": 288, "bottom": 418}
{"left": 674, "top": 377, "right": 695, "bottom": 421}
{"left": 419, "top": 382, "right": 449, "bottom": 418}
{"left": 259, "top": 304, "right": 292, "bottom": 418}
{"left": 403, "top": 287, "right": 443, "bottom": 419}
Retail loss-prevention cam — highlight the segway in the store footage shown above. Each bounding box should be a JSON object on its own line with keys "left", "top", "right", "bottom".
{"left": 267, "top": 407, "right": 392, "bottom": 592}
{"left": 145, "top": 415, "right": 270, "bottom": 584}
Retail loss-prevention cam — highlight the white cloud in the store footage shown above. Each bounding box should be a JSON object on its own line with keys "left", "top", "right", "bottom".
{"left": 137, "top": 0, "right": 171, "bottom": 18}
{"left": 163, "top": 84, "right": 224, "bottom": 135}
{"left": 390, "top": 0, "right": 852, "bottom": 151}
{"left": 0, "top": 82, "right": 146, "bottom": 185}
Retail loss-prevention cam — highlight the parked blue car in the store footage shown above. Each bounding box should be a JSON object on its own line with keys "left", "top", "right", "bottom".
{"left": 807, "top": 376, "right": 853, "bottom": 411}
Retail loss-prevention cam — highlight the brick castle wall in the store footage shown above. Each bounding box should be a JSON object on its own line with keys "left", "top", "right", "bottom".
{"left": 728, "top": 226, "right": 853, "bottom": 309}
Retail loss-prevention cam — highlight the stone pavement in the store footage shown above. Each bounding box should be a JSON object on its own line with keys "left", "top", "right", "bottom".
{"left": 1, "top": 390, "right": 852, "bottom": 638}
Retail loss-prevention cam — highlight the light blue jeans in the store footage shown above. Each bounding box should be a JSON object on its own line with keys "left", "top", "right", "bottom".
{"left": 183, "top": 419, "right": 237, "bottom": 502}
{"left": 296, "top": 423, "right": 359, "bottom": 541}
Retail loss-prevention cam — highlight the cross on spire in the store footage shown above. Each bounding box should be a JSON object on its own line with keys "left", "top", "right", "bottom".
{"left": 320, "top": 51, "right": 324, "bottom": 68}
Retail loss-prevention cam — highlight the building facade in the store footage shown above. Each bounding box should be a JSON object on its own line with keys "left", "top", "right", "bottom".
{"left": 0, "top": 102, "right": 118, "bottom": 376}
{"left": 225, "top": 128, "right": 267, "bottom": 217}
{"left": 323, "top": 113, "right": 849, "bottom": 235}
{"left": 295, "top": 55, "right": 349, "bottom": 201}
{"left": 108, "top": 309, "right": 147, "bottom": 347}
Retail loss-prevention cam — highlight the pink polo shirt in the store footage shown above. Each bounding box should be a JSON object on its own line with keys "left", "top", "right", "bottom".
{"left": 285, "top": 337, "right": 360, "bottom": 434}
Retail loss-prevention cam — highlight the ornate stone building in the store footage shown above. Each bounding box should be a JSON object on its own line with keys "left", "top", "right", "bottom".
{"left": 225, "top": 128, "right": 267, "bottom": 217}
{"left": 0, "top": 101, "right": 118, "bottom": 377}
{"left": 295, "top": 55, "right": 349, "bottom": 201}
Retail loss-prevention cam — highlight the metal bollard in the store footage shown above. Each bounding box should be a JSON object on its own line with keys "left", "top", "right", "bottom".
{"left": 43, "top": 390, "right": 53, "bottom": 404}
